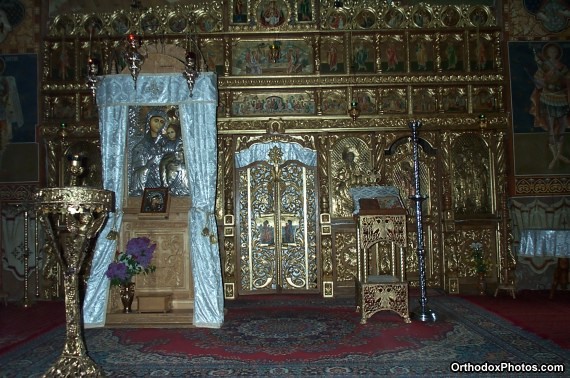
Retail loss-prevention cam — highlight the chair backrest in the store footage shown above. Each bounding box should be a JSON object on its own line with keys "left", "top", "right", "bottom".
{"left": 357, "top": 213, "right": 407, "bottom": 283}
{"left": 365, "top": 240, "right": 406, "bottom": 282}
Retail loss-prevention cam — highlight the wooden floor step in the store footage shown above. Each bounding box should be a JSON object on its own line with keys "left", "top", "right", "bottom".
{"left": 105, "top": 309, "right": 194, "bottom": 328}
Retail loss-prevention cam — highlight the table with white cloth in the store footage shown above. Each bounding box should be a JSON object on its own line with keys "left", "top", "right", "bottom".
{"left": 518, "top": 229, "right": 570, "bottom": 298}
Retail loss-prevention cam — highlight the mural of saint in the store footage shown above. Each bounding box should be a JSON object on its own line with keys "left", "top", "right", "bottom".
{"left": 529, "top": 42, "right": 570, "bottom": 169}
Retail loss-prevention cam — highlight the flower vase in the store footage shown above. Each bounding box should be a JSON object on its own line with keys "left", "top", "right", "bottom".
{"left": 119, "top": 282, "right": 136, "bottom": 313}
{"left": 477, "top": 272, "right": 486, "bottom": 296}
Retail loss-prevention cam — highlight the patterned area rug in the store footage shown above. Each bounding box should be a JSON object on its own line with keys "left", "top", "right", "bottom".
{"left": 1, "top": 295, "right": 568, "bottom": 377}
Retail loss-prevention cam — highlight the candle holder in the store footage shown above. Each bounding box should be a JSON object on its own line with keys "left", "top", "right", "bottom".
{"left": 68, "top": 154, "right": 84, "bottom": 186}
{"left": 408, "top": 120, "right": 437, "bottom": 322}
{"left": 35, "top": 157, "right": 114, "bottom": 376}
{"left": 125, "top": 33, "right": 144, "bottom": 89}
{"left": 183, "top": 50, "right": 199, "bottom": 97}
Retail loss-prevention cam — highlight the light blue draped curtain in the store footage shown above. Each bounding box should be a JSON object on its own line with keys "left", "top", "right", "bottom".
{"left": 235, "top": 141, "right": 317, "bottom": 168}
{"left": 83, "top": 72, "right": 223, "bottom": 328}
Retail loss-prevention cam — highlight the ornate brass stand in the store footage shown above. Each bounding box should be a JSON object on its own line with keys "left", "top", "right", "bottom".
{"left": 35, "top": 187, "right": 114, "bottom": 377}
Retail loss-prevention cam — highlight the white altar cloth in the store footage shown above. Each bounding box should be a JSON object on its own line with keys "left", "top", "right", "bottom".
{"left": 518, "top": 229, "right": 570, "bottom": 258}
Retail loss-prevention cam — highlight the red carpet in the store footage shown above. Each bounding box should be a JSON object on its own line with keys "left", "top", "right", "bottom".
{"left": 0, "top": 300, "right": 65, "bottom": 354}
{"left": 461, "top": 290, "right": 570, "bottom": 349}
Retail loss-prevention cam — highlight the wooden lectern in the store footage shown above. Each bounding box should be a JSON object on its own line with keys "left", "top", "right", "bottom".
{"left": 351, "top": 186, "right": 411, "bottom": 324}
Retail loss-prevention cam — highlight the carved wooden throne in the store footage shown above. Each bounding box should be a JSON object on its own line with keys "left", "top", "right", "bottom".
{"left": 351, "top": 186, "right": 411, "bottom": 324}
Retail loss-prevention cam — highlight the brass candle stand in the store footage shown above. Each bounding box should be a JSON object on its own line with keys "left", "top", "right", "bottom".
{"left": 35, "top": 162, "right": 114, "bottom": 376}
{"left": 408, "top": 120, "right": 437, "bottom": 322}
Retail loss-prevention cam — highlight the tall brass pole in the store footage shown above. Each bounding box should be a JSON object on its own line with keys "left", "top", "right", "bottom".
{"left": 409, "top": 120, "right": 437, "bottom": 322}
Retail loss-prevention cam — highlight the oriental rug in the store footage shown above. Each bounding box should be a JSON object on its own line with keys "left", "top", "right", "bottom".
{"left": 0, "top": 295, "right": 568, "bottom": 377}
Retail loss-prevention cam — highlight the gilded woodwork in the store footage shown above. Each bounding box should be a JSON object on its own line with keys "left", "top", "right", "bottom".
{"left": 451, "top": 134, "right": 492, "bottom": 215}
{"left": 333, "top": 230, "right": 357, "bottom": 284}
{"left": 40, "top": 1, "right": 512, "bottom": 297}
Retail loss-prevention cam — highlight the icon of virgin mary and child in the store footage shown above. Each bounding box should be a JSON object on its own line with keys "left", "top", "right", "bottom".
{"left": 129, "top": 109, "right": 190, "bottom": 196}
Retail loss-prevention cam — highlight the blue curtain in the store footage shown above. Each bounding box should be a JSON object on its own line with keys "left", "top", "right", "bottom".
{"left": 83, "top": 73, "right": 223, "bottom": 328}
{"left": 235, "top": 141, "right": 317, "bottom": 168}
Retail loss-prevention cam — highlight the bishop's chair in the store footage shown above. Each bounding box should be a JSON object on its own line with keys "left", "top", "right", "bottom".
{"left": 350, "top": 186, "right": 411, "bottom": 324}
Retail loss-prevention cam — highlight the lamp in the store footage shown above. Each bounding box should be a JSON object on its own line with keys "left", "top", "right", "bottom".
{"left": 348, "top": 99, "right": 360, "bottom": 121}
{"left": 182, "top": 33, "right": 207, "bottom": 97}
{"left": 183, "top": 50, "right": 199, "bottom": 97}
{"left": 125, "top": 33, "right": 144, "bottom": 89}
{"left": 479, "top": 114, "right": 487, "bottom": 129}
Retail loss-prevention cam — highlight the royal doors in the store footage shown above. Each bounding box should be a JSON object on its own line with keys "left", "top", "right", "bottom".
{"left": 235, "top": 143, "right": 319, "bottom": 295}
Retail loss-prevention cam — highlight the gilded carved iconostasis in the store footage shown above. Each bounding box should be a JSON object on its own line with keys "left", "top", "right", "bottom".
{"left": 0, "top": 0, "right": 568, "bottom": 303}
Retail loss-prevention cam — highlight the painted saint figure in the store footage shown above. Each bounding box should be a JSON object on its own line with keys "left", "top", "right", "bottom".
{"left": 446, "top": 43, "right": 458, "bottom": 69}
{"left": 260, "top": 220, "right": 275, "bottom": 245}
{"left": 327, "top": 45, "right": 338, "bottom": 72}
{"left": 386, "top": 45, "right": 398, "bottom": 71}
{"left": 530, "top": 43, "right": 570, "bottom": 169}
{"left": 283, "top": 219, "right": 295, "bottom": 244}
{"left": 354, "top": 44, "right": 368, "bottom": 71}
{"left": 298, "top": 0, "right": 311, "bottom": 21}
{"left": 416, "top": 42, "right": 428, "bottom": 70}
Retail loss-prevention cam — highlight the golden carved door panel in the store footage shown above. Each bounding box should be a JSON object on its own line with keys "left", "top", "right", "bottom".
{"left": 236, "top": 149, "right": 319, "bottom": 295}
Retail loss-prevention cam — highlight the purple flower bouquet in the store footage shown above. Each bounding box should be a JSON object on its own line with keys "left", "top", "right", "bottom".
{"left": 105, "top": 236, "right": 157, "bottom": 286}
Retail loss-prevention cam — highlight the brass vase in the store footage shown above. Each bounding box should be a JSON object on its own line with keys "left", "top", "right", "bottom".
{"left": 120, "top": 282, "right": 136, "bottom": 313}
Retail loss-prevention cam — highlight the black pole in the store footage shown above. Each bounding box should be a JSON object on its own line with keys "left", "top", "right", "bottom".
{"left": 409, "top": 120, "right": 437, "bottom": 322}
